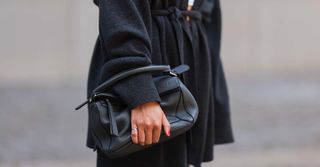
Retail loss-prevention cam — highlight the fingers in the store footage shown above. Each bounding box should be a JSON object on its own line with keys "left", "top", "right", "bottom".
{"left": 130, "top": 101, "right": 170, "bottom": 146}
{"left": 138, "top": 127, "right": 146, "bottom": 146}
{"left": 162, "top": 112, "right": 171, "bottom": 137}
{"left": 145, "top": 121, "right": 155, "bottom": 145}
{"left": 152, "top": 124, "right": 161, "bottom": 144}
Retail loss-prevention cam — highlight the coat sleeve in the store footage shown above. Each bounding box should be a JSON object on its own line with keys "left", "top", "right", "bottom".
{"left": 96, "top": 0, "right": 161, "bottom": 110}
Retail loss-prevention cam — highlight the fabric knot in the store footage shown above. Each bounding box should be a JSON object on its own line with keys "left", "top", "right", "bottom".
{"left": 167, "top": 6, "right": 185, "bottom": 21}
{"left": 151, "top": 6, "right": 202, "bottom": 21}
{"left": 151, "top": 6, "right": 203, "bottom": 84}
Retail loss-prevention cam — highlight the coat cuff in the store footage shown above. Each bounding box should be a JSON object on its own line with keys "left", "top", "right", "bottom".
{"left": 111, "top": 72, "right": 161, "bottom": 110}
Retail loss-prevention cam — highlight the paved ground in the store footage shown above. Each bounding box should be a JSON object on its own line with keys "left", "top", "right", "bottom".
{"left": 0, "top": 76, "right": 319, "bottom": 167}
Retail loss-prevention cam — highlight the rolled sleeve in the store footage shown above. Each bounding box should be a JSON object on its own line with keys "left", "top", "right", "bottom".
{"left": 96, "top": 0, "right": 161, "bottom": 109}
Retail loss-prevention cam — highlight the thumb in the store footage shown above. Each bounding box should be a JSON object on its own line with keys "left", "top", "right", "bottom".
{"left": 162, "top": 112, "right": 171, "bottom": 137}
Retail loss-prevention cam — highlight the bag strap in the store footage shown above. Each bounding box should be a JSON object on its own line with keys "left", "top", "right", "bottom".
{"left": 93, "top": 65, "right": 170, "bottom": 93}
{"left": 74, "top": 64, "right": 189, "bottom": 111}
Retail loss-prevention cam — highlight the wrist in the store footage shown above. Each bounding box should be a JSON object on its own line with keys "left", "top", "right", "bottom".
{"left": 134, "top": 101, "right": 160, "bottom": 110}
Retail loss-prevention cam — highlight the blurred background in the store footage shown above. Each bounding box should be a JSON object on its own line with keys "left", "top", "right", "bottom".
{"left": 0, "top": 0, "right": 319, "bottom": 166}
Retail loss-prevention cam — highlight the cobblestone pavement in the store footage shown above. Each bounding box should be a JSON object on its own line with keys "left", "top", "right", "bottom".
{"left": 1, "top": 77, "right": 319, "bottom": 167}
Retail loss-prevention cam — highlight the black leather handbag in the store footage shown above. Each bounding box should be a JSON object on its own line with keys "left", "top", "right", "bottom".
{"left": 75, "top": 64, "right": 198, "bottom": 158}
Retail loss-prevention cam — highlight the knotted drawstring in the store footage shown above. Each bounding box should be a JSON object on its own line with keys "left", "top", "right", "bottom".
{"left": 151, "top": 6, "right": 202, "bottom": 84}
{"left": 151, "top": 6, "right": 202, "bottom": 146}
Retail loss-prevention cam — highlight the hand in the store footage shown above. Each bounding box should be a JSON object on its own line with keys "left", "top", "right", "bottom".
{"left": 131, "top": 101, "right": 170, "bottom": 146}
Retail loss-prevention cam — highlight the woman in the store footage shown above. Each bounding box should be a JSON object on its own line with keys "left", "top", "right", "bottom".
{"left": 86, "top": 0, "right": 234, "bottom": 167}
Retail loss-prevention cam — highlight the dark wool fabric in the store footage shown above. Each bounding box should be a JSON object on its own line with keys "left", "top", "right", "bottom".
{"left": 86, "top": 0, "right": 234, "bottom": 167}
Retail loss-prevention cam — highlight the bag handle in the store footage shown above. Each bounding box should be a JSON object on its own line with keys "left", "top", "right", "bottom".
{"left": 93, "top": 65, "right": 171, "bottom": 94}
{"left": 74, "top": 64, "right": 189, "bottom": 111}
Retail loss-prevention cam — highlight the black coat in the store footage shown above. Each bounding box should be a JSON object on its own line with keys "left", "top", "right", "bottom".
{"left": 86, "top": 0, "right": 234, "bottom": 167}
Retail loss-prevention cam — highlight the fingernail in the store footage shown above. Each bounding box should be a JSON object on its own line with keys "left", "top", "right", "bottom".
{"left": 168, "top": 130, "right": 171, "bottom": 137}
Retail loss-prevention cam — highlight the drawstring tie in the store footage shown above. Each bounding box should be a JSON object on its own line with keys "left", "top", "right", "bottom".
{"left": 151, "top": 6, "right": 202, "bottom": 84}
{"left": 151, "top": 6, "right": 202, "bottom": 146}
